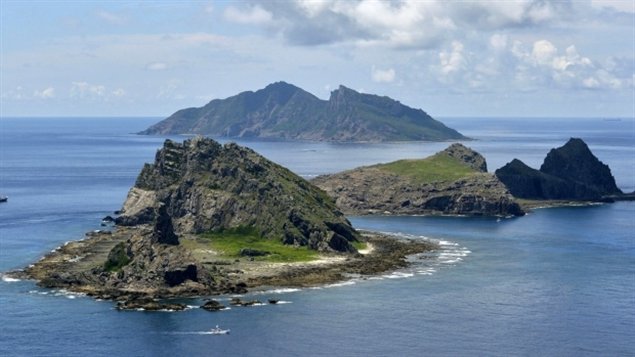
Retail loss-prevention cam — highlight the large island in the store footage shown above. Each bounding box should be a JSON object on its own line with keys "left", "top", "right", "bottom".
{"left": 139, "top": 81, "right": 467, "bottom": 142}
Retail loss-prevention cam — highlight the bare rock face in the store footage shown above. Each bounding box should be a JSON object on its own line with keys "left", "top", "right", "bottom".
{"left": 443, "top": 143, "right": 487, "bottom": 172}
{"left": 313, "top": 144, "right": 523, "bottom": 217}
{"left": 118, "top": 136, "right": 360, "bottom": 253}
{"left": 495, "top": 138, "right": 622, "bottom": 200}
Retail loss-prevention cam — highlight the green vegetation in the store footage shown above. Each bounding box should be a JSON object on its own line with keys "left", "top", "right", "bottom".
{"left": 187, "top": 226, "right": 320, "bottom": 263}
{"left": 352, "top": 241, "right": 368, "bottom": 251}
{"left": 375, "top": 153, "right": 477, "bottom": 183}
{"left": 104, "top": 242, "right": 131, "bottom": 272}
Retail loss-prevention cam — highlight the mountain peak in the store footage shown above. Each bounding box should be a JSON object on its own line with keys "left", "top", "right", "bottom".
{"left": 439, "top": 143, "right": 488, "bottom": 172}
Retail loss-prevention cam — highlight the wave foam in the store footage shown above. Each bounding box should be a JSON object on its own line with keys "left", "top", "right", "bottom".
{"left": 1, "top": 274, "right": 21, "bottom": 282}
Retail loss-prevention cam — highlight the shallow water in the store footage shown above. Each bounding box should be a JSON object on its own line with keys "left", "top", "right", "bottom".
{"left": 0, "top": 117, "right": 633, "bottom": 356}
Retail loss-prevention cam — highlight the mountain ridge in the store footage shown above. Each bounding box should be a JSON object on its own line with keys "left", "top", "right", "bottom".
{"left": 139, "top": 81, "right": 467, "bottom": 142}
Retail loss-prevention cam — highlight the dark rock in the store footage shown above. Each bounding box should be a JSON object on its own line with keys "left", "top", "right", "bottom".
{"left": 115, "top": 207, "right": 156, "bottom": 226}
{"left": 119, "top": 137, "right": 359, "bottom": 253}
{"left": 442, "top": 143, "right": 487, "bottom": 172}
{"left": 239, "top": 248, "right": 270, "bottom": 257}
{"left": 116, "top": 298, "right": 187, "bottom": 311}
{"left": 495, "top": 138, "right": 622, "bottom": 200}
{"left": 102, "top": 215, "right": 116, "bottom": 222}
{"left": 540, "top": 138, "right": 622, "bottom": 196}
{"left": 164, "top": 264, "right": 197, "bottom": 287}
{"left": 201, "top": 300, "right": 225, "bottom": 311}
{"left": 152, "top": 205, "right": 179, "bottom": 245}
{"left": 138, "top": 82, "right": 467, "bottom": 142}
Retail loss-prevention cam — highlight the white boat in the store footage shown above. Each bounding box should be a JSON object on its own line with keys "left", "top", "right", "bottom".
{"left": 209, "top": 325, "right": 230, "bottom": 335}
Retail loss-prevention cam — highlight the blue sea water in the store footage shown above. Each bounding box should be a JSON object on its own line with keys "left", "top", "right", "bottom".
{"left": 0, "top": 117, "right": 633, "bottom": 356}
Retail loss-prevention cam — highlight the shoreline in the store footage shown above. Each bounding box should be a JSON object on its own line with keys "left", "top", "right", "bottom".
{"left": 6, "top": 231, "right": 437, "bottom": 306}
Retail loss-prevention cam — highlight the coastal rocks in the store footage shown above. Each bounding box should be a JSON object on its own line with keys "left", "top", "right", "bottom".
{"left": 116, "top": 298, "right": 187, "bottom": 311}
{"left": 164, "top": 264, "right": 198, "bottom": 287}
{"left": 495, "top": 138, "right": 622, "bottom": 200}
{"left": 201, "top": 300, "right": 225, "bottom": 311}
{"left": 313, "top": 144, "right": 523, "bottom": 217}
{"left": 442, "top": 143, "right": 487, "bottom": 172}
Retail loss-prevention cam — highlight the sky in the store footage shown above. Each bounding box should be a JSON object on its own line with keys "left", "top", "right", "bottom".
{"left": 1, "top": 0, "right": 634, "bottom": 118}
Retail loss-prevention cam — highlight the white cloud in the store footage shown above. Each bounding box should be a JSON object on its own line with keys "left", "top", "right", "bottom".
{"left": 247, "top": 0, "right": 571, "bottom": 48}
{"left": 224, "top": 5, "right": 273, "bottom": 25}
{"left": 147, "top": 62, "right": 168, "bottom": 71}
{"left": 439, "top": 41, "right": 466, "bottom": 75}
{"left": 591, "top": 0, "right": 635, "bottom": 13}
{"left": 112, "top": 88, "right": 126, "bottom": 97}
{"left": 34, "top": 87, "right": 55, "bottom": 99}
{"left": 97, "top": 10, "right": 126, "bottom": 25}
{"left": 489, "top": 34, "right": 508, "bottom": 51}
{"left": 531, "top": 40, "right": 557, "bottom": 66}
{"left": 71, "top": 81, "right": 106, "bottom": 98}
{"left": 371, "top": 66, "right": 396, "bottom": 83}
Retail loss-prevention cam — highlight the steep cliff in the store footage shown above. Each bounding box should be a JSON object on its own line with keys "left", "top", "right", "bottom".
{"left": 495, "top": 138, "right": 622, "bottom": 200}
{"left": 139, "top": 81, "right": 467, "bottom": 142}
{"left": 118, "top": 136, "right": 359, "bottom": 252}
{"left": 313, "top": 143, "right": 524, "bottom": 217}
{"left": 22, "top": 137, "right": 364, "bottom": 299}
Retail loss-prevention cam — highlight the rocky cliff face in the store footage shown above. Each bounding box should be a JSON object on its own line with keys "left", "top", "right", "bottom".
{"left": 313, "top": 144, "right": 524, "bottom": 217}
{"left": 23, "top": 137, "right": 363, "bottom": 299}
{"left": 139, "top": 81, "right": 466, "bottom": 142}
{"left": 495, "top": 138, "right": 622, "bottom": 200}
{"left": 118, "top": 136, "right": 359, "bottom": 252}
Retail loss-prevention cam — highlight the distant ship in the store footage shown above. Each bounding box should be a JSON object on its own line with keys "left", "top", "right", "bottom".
{"left": 0, "top": 196, "right": 7, "bottom": 203}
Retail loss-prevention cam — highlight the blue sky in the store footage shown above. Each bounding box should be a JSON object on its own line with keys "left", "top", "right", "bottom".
{"left": 1, "top": 0, "right": 633, "bottom": 118}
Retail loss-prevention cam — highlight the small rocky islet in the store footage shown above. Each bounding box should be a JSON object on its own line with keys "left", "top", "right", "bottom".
{"left": 313, "top": 143, "right": 525, "bottom": 217}
{"left": 9, "top": 136, "right": 625, "bottom": 310}
{"left": 12, "top": 137, "right": 436, "bottom": 309}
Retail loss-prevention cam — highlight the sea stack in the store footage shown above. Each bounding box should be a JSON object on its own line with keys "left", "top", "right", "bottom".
{"left": 495, "top": 138, "right": 622, "bottom": 200}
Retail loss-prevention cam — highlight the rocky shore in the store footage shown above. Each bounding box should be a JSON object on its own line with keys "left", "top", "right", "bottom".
{"left": 313, "top": 143, "right": 524, "bottom": 217}
{"left": 9, "top": 230, "right": 436, "bottom": 307}
{"left": 8, "top": 137, "right": 438, "bottom": 309}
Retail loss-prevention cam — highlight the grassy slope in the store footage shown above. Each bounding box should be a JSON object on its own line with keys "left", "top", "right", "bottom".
{"left": 374, "top": 153, "right": 477, "bottom": 183}
{"left": 182, "top": 227, "right": 320, "bottom": 263}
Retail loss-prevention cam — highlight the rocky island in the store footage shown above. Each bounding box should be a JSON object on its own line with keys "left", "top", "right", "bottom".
{"left": 12, "top": 137, "right": 436, "bottom": 307}
{"left": 139, "top": 81, "right": 467, "bottom": 142}
{"left": 313, "top": 143, "right": 524, "bottom": 217}
{"left": 495, "top": 138, "right": 623, "bottom": 203}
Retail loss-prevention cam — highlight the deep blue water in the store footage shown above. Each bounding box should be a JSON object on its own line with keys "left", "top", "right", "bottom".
{"left": 0, "top": 117, "right": 633, "bottom": 356}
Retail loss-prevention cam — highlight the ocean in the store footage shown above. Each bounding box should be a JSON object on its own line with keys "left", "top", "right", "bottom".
{"left": 0, "top": 117, "right": 633, "bottom": 356}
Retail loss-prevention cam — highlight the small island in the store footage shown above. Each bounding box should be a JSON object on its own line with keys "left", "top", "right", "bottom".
{"left": 495, "top": 138, "right": 628, "bottom": 206}
{"left": 11, "top": 137, "right": 436, "bottom": 307}
{"left": 313, "top": 143, "right": 524, "bottom": 217}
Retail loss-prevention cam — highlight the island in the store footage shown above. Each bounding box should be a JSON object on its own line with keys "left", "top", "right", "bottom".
{"left": 11, "top": 137, "right": 436, "bottom": 309}
{"left": 495, "top": 138, "right": 625, "bottom": 205}
{"left": 139, "top": 81, "right": 467, "bottom": 142}
{"left": 312, "top": 143, "right": 524, "bottom": 217}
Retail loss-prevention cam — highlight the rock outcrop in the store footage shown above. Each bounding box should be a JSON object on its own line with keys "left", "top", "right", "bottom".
{"left": 118, "top": 136, "right": 359, "bottom": 252}
{"left": 20, "top": 137, "right": 369, "bottom": 299}
{"left": 495, "top": 138, "right": 622, "bottom": 200}
{"left": 313, "top": 144, "right": 524, "bottom": 217}
{"left": 139, "top": 81, "right": 467, "bottom": 142}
